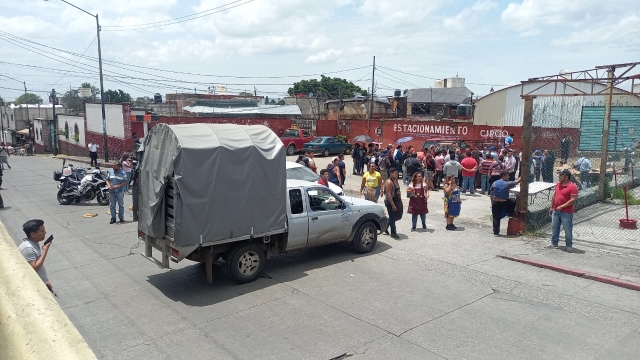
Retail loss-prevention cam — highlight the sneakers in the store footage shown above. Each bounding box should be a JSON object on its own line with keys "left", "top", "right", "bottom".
{"left": 566, "top": 247, "right": 573, "bottom": 253}
{"left": 384, "top": 229, "right": 390, "bottom": 235}
{"left": 390, "top": 233, "right": 399, "bottom": 239}
{"left": 110, "top": 219, "right": 116, "bottom": 224}
{"left": 547, "top": 243, "right": 559, "bottom": 249}
{"left": 119, "top": 219, "right": 125, "bottom": 223}
{"left": 410, "top": 228, "right": 416, "bottom": 232}
{"left": 446, "top": 224, "right": 455, "bottom": 231}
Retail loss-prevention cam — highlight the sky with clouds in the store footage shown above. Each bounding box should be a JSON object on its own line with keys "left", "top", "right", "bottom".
{"left": 0, "top": 0, "right": 638, "bottom": 103}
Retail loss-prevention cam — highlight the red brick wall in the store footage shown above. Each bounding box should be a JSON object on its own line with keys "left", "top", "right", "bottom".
{"left": 84, "top": 132, "right": 132, "bottom": 162}
{"left": 34, "top": 143, "right": 45, "bottom": 155}
{"left": 58, "top": 139, "right": 87, "bottom": 158}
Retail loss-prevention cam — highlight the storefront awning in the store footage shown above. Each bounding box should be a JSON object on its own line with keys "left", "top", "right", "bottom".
{"left": 16, "top": 129, "right": 30, "bottom": 135}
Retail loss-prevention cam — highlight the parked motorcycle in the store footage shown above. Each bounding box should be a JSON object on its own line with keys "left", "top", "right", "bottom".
{"left": 53, "top": 160, "right": 87, "bottom": 189}
{"left": 56, "top": 166, "right": 110, "bottom": 206}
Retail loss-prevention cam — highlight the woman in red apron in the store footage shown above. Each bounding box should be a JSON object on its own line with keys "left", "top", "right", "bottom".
{"left": 407, "top": 172, "right": 429, "bottom": 231}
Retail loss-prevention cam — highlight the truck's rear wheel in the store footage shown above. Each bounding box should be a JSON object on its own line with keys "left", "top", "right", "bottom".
{"left": 287, "top": 144, "right": 296, "bottom": 156}
{"left": 226, "top": 243, "right": 265, "bottom": 284}
{"left": 353, "top": 222, "right": 377, "bottom": 253}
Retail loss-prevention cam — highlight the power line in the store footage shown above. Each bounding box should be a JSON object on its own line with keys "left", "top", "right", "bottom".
{"left": 102, "top": 0, "right": 256, "bottom": 31}
{"left": 377, "top": 64, "right": 511, "bottom": 87}
{"left": 0, "top": 85, "right": 48, "bottom": 94}
{"left": 50, "top": 36, "right": 97, "bottom": 87}
{"left": 0, "top": 30, "right": 371, "bottom": 80}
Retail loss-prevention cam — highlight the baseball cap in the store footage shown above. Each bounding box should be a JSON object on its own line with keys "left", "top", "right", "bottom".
{"left": 559, "top": 169, "right": 572, "bottom": 177}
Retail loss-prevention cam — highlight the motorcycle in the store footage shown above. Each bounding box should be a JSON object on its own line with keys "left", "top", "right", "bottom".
{"left": 56, "top": 166, "right": 110, "bottom": 206}
{"left": 53, "top": 160, "right": 87, "bottom": 189}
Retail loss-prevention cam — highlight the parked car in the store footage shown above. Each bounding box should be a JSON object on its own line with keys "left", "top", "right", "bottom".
{"left": 286, "top": 161, "right": 343, "bottom": 195}
{"left": 303, "top": 136, "right": 352, "bottom": 157}
{"left": 280, "top": 128, "right": 314, "bottom": 156}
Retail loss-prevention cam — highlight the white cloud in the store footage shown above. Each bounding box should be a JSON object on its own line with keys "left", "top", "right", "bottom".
{"left": 551, "top": 14, "right": 640, "bottom": 47}
{"left": 358, "top": 0, "right": 446, "bottom": 27}
{"left": 305, "top": 49, "right": 344, "bottom": 64}
{"left": 443, "top": 1, "right": 496, "bottom": 31}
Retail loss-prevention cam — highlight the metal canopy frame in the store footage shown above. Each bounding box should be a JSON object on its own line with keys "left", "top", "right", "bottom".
{"left": 521, "top": 62, "right": 640, "bottom": 97}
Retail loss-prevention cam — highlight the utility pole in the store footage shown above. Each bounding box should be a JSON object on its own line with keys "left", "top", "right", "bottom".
{"left": 368, "top": 56, "right": 376, "bottom": 126}
{"left": 598, "top": 67, "right": 615, "bottom": 200}
{"left": 51, "top": 89, "right": 58, "bottom": 156}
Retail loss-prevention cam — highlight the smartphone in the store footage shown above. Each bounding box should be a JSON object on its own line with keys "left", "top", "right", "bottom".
{"left": 43, "top": 235, "right": 54, "bottom": 246}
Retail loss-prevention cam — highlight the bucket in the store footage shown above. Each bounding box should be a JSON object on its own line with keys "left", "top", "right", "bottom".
{"left": 619, "top": 219, "right": 638, "bottom": 229}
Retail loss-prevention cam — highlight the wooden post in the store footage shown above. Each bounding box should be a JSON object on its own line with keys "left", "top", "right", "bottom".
{"left": 517, "top": 95, "right": 536, "bottom": 226}
{"left": 598, "top": 68, "right": 615, "bottom": 200}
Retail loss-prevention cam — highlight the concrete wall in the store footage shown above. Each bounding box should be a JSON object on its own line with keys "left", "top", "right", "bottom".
{"left": 326, "top": 101, "right": 391, "bottom": 120}
{"left": 151, "top": 116, "right": 293, "bottom": 137}
{"left": 58, "top": 115, "right": 86, "bottom": 148}
{"left": 0, "top": 221, "right": 97, "bottom": 359}
{"left": 85, "top": 103, "right": 126, "bottom": 138}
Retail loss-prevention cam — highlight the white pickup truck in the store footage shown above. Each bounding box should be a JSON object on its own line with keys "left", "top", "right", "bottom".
{"left": 137, "top": 123, "right": 387, "bottom": 284}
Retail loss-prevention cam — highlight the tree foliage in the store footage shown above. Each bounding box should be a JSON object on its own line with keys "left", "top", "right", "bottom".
{"left": 133, "top": 96, "right": 152, "bottom": 108}
{"left": 62, "top": 89, "right": 83, "bottom": 113}
{"left": 0, "top": 94, "right": 5, "bottom": 106}
{"left": 288, "top": 75, "right": 368, "bottom": 99}
{"left": 15, "top": 93, "right": 43, "bottom": 105}
{"left": 103, "top": 89, "right": 132, "bottom": 103}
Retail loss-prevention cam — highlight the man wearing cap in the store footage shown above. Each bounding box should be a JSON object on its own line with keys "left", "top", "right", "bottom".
{"left": 490, "top": 171, "right": 521, "bottom": 236}
{"left": 549, "top": 169, "right": 579, "bottom": 252}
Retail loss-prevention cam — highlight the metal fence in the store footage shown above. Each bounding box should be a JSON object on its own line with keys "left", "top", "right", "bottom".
{"left": 520, "top": 101, "right": 640, "bottom": 242}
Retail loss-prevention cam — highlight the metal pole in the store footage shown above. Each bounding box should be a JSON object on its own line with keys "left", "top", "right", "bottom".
{"left": 368, "top": 56, "right": 375, "bottom": 127}
{"left": 51, "top": 88, "right": 58, "bottom": 156}
{"left": 96, "top": 14, "right": 109, "bottom": 163}
{"left": 598, "top": 68, "right": 615, "bottom": 200}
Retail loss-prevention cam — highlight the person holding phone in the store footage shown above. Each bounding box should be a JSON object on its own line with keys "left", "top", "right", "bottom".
{"left": 19, "top": 219, "right": 53, "bottom": 293}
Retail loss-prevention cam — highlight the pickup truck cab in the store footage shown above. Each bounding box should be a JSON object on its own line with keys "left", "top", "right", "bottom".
{"left": 281, "top": 128, "right": 314, "bottom": 156}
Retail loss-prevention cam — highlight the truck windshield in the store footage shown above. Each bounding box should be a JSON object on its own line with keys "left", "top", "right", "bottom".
{"left": 286, "top": 166, "right": 320, "bottom": 182}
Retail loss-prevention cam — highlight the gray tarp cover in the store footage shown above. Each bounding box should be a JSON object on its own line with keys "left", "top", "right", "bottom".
{"left": 138, "top": 123, "right": 286, "bottom": 247}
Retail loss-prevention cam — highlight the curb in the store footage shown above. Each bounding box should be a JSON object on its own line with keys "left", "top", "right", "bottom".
{"left": 497, "top": 255, "right": 640, "bottom": 292}
{"left": 53, "top": 155, "right": 104, "bottom": 167}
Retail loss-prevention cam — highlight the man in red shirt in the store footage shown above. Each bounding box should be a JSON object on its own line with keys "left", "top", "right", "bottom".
{"left": 549, "top": 169, "right": 579, "bottom": 252}
{"left": 318, "top": 169, "right": 330, "bottom": 187}
{"left": 460, "top": 154, "right": 478, "bottom": 195}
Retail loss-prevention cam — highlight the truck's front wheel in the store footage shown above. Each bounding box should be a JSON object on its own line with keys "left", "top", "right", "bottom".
{"left": 226, "top": 243, "right": 265, "bottom": 284}
{"left": 287, "top": 144, "right": 296, "bottom": 156}
{"left": 353, "top": 222, "right": 377, "bottom": 253}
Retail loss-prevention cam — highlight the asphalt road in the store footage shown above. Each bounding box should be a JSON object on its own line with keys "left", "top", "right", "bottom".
{"left": 2, "top": 155, "right": 640, "bottom": 360}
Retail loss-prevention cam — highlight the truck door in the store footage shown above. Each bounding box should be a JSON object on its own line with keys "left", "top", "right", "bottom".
{"left": 286, "top": 188, "right": 309, "bottom": 251}
{"left": 306, "top": 187, "right": 351, "bottom": 245}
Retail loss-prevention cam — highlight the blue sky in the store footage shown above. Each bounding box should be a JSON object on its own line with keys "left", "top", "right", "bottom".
{"left": 0, "top": 0, "right": 638, "bottom": 102}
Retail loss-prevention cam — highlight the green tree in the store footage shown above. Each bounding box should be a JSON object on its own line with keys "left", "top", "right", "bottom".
{"left": 277, "top": 99, "right": 285, "bottom": 105}
{"left": 133, "top": 96, "right": 152, "bottom": 108}
{"left": 15, "top": 93, "right": 43, "bottom": 105}
{"left": 0, "top": 94, "right": 5, "bottom": 106}
{"left": 103, "top": 89, "right": 132, "bottom": 103}
{"left": 288, "top": 75, "right": 367, "bottom": 99}
{"left": 61, "top": 89, "right": 84, "bottom": 113}
{"left": 239, "top": 91, "right": 253, "bottom": 96}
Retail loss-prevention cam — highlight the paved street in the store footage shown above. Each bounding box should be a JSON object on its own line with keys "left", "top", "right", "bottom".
{"left": 3, "top": 154, "right": 640, "bottom": 360}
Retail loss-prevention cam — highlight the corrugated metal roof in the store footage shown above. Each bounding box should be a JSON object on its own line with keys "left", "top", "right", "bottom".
{"left": 406, "top": 87, "right": 472, "bottom": 104}
{"left": 183, "top": 104, "right": 301, "bottom": 115}
{"left": 325, "top": 97, "right": 390, "bottom": 104}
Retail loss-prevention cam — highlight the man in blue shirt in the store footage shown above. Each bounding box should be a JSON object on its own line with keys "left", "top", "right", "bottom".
{"left": 490, "top": 171, "right": 521, "bottom": 236}
{"left": 503, "top": 133, "right": 514, "bottom": 149}
{"left": 106, "top": 161, "right": 128, "bottom": 224}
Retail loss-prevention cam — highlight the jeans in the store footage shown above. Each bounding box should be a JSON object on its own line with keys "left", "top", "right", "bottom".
{"left": 580, "top": 171, "right": 590, "bottom": 189}
{"left": 481, "top": 174, "right": 491, "bottom": 193}
{"left": 411, "top": 214, "right": 426, "bottom": 229}
{"left": 353, "top": 161, "right": 361, "bottom": 174}
{"left": 509, "top": 172, "right": 516, "bottom": 181}
{"left": 462, "top": 176, "right": 475, "bottom": 194}
{"left": 384, "top": 200, "right": 397, "bottom": 234}
{"left": 109, "top": 190, "right": 125, "bottom": 221}
{"left": 435, "top": 170, "right": 443, "bottom": 188}
{"left": 551, "top": 211, "right": 573, "bottom": 247}
{"left": 123, "top": 172, "right": 131, "bottom": 192}
{"left": 89, "top": 151, "right": 98, "bottom": 167}
{"left": 492, "top": 201, "right": 508, "bottom": 235}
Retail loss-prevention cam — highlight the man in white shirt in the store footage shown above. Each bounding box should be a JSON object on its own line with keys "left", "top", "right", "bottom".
{"left": 504, "top": 150, "right": 517, "bottom": 181}
{"left": 88, "top": 142, "right": 99, "bottom": 167}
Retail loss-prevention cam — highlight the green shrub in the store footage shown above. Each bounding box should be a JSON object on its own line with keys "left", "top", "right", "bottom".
{"left": 336, "top": 134, "right": 347, "bottom": 143}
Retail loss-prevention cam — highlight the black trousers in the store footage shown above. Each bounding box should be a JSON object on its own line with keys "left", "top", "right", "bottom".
{"left": 492, "top": 201, "right": 509, "bottom": 235}
{"left": 90, "top": 151, "right": 98, "bottom": 167}
{"left": 435, "top": 170, "right": 443, "bottom": 188}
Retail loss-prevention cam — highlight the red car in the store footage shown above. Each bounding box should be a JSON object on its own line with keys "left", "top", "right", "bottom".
{"left": 280, "top": 128, "right": 314, "bottom": 156}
